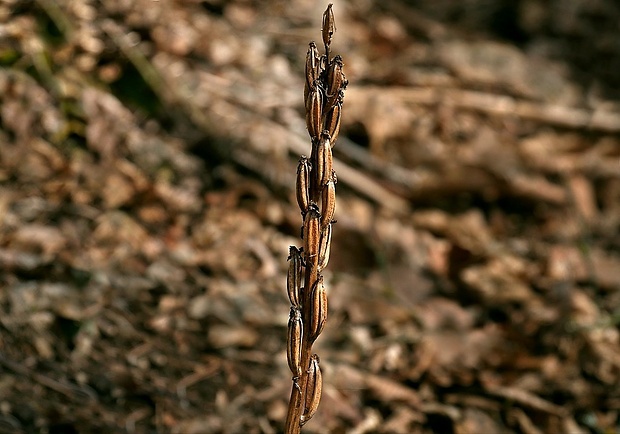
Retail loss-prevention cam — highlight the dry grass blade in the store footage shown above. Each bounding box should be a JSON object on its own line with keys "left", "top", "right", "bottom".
{"left": 284, "top": 4, "right": 346, "bottom": 432}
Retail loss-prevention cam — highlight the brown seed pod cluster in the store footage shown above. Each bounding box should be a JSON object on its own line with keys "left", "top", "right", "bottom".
{"left": 285, "top": 4, "right": 346, "bottom": 433}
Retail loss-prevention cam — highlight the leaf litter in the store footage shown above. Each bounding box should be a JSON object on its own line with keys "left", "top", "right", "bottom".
{"left": 0, "top": 0, "right": 619, "bottom": 432}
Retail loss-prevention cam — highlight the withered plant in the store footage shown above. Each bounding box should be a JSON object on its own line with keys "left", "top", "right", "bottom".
{"left": 284, "top": 4, "right": 347, "bottom": 432}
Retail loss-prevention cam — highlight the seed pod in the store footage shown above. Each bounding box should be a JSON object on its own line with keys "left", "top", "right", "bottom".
{"left": 305, "top": 84, "right": 323, "bottom": 141}
{"left": 308, "top": 275, "right": 327, "bottom": 342}
{"left": 318, "top": 223, "right": 332, "bottom": 272}
{"left": 287, "top": 307, "right": 303, "bottom": 377}
{"left": 300, "top": 354, "right": 323, "bottom": 425}
{"left": 320, "top": 174, "right": 336, "bottom": 230}
{"left": 326, "top": 56, "right": 344, "bottom": 98}
{"left": 303, "top": 203, "right": 321, "bottom": 261}
{"left": 316, "top": 131, "right": 332, "bottom": 187}
{"left": 287, "top": 246, "right": 304, "bottom": 307}
{"left": 325, "top": 84, "right": 345, "bottom": 117}
{"left": 321, "top": 4, "right": 336, "bottom": 48}
{"left": 323, "top": 102, "right": 341, "bottom": 146}
{"left": 304, "top": 42, "right": 321, "bottom": 105}
{"left": 296, "top": 156, "right": 311, "bottom": 214}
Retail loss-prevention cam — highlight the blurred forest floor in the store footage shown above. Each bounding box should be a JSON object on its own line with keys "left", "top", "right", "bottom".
{"left": 1, "top": 1, "right": 620, "bottom": 433}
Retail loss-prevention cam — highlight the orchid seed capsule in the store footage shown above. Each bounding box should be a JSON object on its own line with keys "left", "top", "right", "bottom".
{"left": 286, "top": 307, "right": 303, "bottom": 377}
{"left": 316, "top": 131, "right": 332, "bottom": 187}
{"left": 318, "top": 223, "right": 332, "bottom": 272}
{"left": 325, "top": 82, "right": 345, "bottom": 116}
{"left": 305, "top": 83, "right": 323, "bottom": 141}
{"left": 296, "top": 156, "right": 311, "bottom": 214}
{"left": 304, "top": 42, "right": 321, "bottom": 105}
{"left": 303, "top": 203, "right": 321, "bottom": 262}
{"left": 300, "top": 354, "right": 323, "bottom": 425}
{"left": 308, "top": 276, "right": 327, "bottom": 342}
{"left": 287, "top": 246, "right": 304, "bottom": 308}
{"left": 323, "top": 102, "right": 341, "bottom": 146}
{"left": 326, "top": 56, "right": 344, "bottom": 98}
{"left": 305, "top": 43, "right": 320, "bottom": 83}
{"left": 320, "top": 174, "right": 336, "bottom": 230}
{"left": 321, "top": 4, "right": 336, "bottom": 48}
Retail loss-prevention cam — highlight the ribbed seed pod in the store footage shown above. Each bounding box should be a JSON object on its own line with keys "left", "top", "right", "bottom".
{"left": 303, "top": 203, "right": 321, "bottom": 261}
{"left": 326, "top": 56, "right": 344, "bottom": 96}
{"left": 305, "top": 84, "right": 323, "bottom": 141}
{"left": 304, "top": 42, "right": 321, "bottom": 105}
{"left": 287, "top": 246, "right": 304, "bottom": 308}
{"left": 321, "top": 4, "right": 335, "bottom": 48}
{"left": 308, "top": 276, "right": 327, "bottom": 342}
{"left": 323, "top": 102, "right": 341, "bottom": 146}
{"left": 318, "top": 224, "right": 332, "bottom": 272}
{"left": 316, "top": 131, "right": 332, "bottom": 187}
{"left": 287, "top": 307, "right": 303, "bottom": 377}
{"left": 300, "top": 354, "right": 323, "bottom": 425}
{"left": 320, "top": 174, "right": 336, "bottom": 230}
{"left": 325, "top": 84, "right": 345, "bottom": 116}
{"left": 296, "top": 156, "right": 311, "bottom": 214}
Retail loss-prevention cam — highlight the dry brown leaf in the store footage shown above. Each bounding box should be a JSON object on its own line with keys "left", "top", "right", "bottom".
{"left": 454, "top": 408, "right": 505, "bottom": 434}
{"left": 461, "top": 258, "right": 532, "bottom": 304}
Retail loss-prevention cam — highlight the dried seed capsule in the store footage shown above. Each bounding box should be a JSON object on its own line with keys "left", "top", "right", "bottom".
{"left": 303, "top": 203, "right": 321, "bottom": 261}
{"left": 308, "top": 276, "right": 327, "bottom": 342}
{"left": 316, "top": 131, "right": 332, "bottom": 187}
{"left": 300, "top": 354, "right": 323, "bottom": 425}
{"left": 323, "top": 102, "right": 341, "bottom": 146}
{"left": 321, "top": 4, "right": 336, "bottom": 48}
{"left": 318, "top": 223, "right": 332, "bottom": 272}
{"left": 305, "top": 83, "right": 323, "bottom": 141}
{"left": 325, "top": 85, "right": 345, "bottom": 117}
{"left": 325, "top": 56, "right": 344, "bottom": 99}
{"left": 287, "top": 307, "right": 303, "bottom": 377}
{"left": 287, "top": 246, "right": 304, "bottom": 307}
{"left": 320, "top": 174, "right": 336, "bottom": 230}
{"left": 304, "top": 42, "right": 321, "bottom": 104}
{"left": 296, "top": 156, "right": 311, "bottom": 214}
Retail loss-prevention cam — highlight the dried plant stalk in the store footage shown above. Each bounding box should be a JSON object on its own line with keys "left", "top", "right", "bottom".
{"left": 284, "top": 4, "right": 347, "bottom": 432}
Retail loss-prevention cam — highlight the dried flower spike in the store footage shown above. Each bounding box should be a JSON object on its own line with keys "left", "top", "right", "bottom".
{"left": 285, "top": 4, "right": 345, "bottom": 432}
